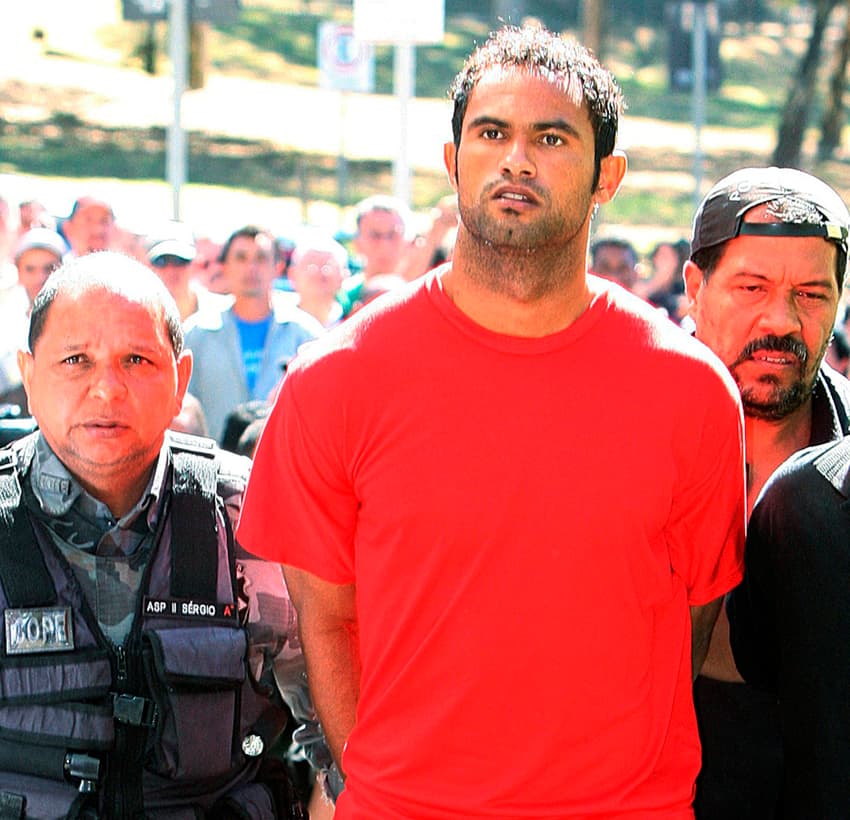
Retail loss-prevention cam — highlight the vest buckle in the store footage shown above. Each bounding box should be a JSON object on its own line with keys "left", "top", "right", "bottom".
{"left": 112, "top": 693, "right": 159, "bottom": 728}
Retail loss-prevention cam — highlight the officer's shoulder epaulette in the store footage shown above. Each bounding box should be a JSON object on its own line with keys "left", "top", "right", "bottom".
{"left": 166, "top": 430, "right": 217, "bottom": 457}
{"left": 165, "top": 430, "right": 250, "bottom": 492}
{"left": 215, "top": 449, "right": 251, "bottom": 490}
{"left": 0, "top": 431, "right": 39, "bottom": 477}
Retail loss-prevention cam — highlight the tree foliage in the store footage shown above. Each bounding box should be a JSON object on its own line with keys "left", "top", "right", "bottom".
{"left": 772, "top": 0, "right": 842, "bottom": 167}
{"left": 818, "top": 2, "right": 850, "bottom": 160}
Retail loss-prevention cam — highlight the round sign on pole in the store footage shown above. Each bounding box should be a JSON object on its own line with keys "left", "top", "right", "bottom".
{"left": 318, "top": 22, "right": 374, "bottom": 93}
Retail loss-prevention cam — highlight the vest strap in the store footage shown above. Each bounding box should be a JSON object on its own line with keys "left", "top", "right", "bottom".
{"left": 169, "top": 436, "right": 219, "bottom": 603}
{"left": 0, "top": 436, "right": 55, "bottom": 608}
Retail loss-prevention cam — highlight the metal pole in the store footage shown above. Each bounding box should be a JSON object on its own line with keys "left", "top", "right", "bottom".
{"left": 168, "top": 0, "right": 189, "bottom": 220}
{"left": 337, "top": 91, "right": 349, "bottom": 208}
{"left": 393, "top": 42, "right": 414, "bottom": 207}
{"left": 692, "top": 2, "right": 707, "bottom": 211}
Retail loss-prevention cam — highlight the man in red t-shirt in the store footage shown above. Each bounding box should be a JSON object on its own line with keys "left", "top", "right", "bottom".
{"left": 238, "top": 25, "right": 746, "bottom": 819}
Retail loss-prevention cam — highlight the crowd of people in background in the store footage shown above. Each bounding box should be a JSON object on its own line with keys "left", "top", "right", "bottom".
{"left": 8, "top": 186, "right": 846, "bottom": 455}
{"left": 0, "top": 190, "right": 467, "bottom": 443}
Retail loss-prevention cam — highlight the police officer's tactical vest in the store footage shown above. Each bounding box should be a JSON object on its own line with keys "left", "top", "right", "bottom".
{"left": 0, "top": 432, "right": 301, "bottom": 820}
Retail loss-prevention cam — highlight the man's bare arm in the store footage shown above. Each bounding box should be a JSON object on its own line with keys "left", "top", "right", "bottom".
{"left": 283, "top": 564, "right": 359, "bottom": 775}
{"left": 690, "top": 597, "right": 724, "bottom": 681}
{"left": 697, "top": 601, "right": 745, "bottom": 682}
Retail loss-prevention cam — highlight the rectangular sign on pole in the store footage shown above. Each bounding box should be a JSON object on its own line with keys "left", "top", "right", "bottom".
{"left": 121, "top": 0, "right": 240, "bottom": 23}
{"left": 353, "top": 0, "right": 444, "bottom": 45}
{"left": 352, "top": 1, "right": 444, "bottom": 208}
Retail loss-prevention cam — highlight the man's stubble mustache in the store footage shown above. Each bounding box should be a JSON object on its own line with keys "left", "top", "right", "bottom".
{"left": 729, "top": 334, "right": 809, "bottom": 371}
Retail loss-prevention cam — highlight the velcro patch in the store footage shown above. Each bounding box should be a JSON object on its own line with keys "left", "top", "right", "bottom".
{"left": 0, "top": 790, "right": 25, "bottom": 818}
{"left": 5, "top": 607, "right": 74, "bottom": 654}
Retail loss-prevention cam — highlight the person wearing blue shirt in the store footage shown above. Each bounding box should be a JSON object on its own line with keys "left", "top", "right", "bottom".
{"left": 184, "top": 225, "right": 322, "bottom": 443}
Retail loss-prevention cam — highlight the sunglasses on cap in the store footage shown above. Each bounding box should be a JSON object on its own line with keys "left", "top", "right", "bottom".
{"left": 151, "top": 254, "right": 192, "bottom": 268}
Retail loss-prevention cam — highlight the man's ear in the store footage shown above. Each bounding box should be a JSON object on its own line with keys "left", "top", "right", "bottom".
{"left": 683, "top": 260, "right": 706, "bottom": 321}
{"left": 443, "top": 142, "right": 459, "bottom": 191}
{"left": 174, "top": 350, "right": 193, "bottom": 417}
{"left": 17, "top": 350, "right": 35, "bottom": 417}
{"left": 593, "top": 150, "right": 627, "bottom": 205}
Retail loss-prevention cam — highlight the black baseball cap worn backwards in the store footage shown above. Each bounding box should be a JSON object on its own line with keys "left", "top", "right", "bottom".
{"left": 690, "top": 166, "right": 850, "bottom": 259}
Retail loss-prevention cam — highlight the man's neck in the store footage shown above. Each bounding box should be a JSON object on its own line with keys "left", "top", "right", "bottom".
{"left": 232, "top": 295, "right": 272, "bottom": 322}
{"left": 362, "top": 266, "right": 394, "bottom": 282}
{"left": 298, "top": 295, "right": 337, "bottom": 327}
{"left": 79, "top": 467, "right": 154, "bottom": 520}
{"left": 442, "top": 229, "right": 591, "bottom": 337}
{"left": 173, "top": 284, "right": 198, "bottom": 322}
{"left": 745, "top": 399, "right": 813, "bottom": 514}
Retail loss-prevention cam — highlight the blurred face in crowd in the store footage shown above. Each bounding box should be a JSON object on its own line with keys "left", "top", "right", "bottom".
{"left": 66, "top": 203, "right": 115, "bottom": 256}
{"left": 222, "top": 232, "right": 276, "bottom": 301}
{"left": 19, "top": 201, "right": 47, "bottom": 233}
{"left": 19, "top": 284, "right": 191, "bottom": 515}
{"left": 355, "top": 210, "right": 407, "bottom": 278}
{"left": 685, "top": 205, "right": 841, "bottom": 420}
{"left": 288, "top": 249, "right": 345, "bottom": 304}
{"left": 151, "top": 255, "right": 193, "bottom": 297}
{"left": 651, "top": 242, "right": 680, "bottom": 280}
{"left": 16, "top": 248, "right": 62, "bottom": 304}
{"left": 591, "top": 244, "right": 638, "bottom": 291}
{"left": 191, "top": 238, "right": 226, "bottom": 294}
{"left": 0, "top": 199, "right": 10, "bottom": 244}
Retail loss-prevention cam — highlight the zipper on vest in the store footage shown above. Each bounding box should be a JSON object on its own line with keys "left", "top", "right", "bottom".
{"left": 106, "top": 635, "right": 148, "bottom": 818}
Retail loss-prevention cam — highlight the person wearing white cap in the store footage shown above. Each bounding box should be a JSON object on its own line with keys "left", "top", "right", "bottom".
{"left": 14, "top": 228, "right": 69, "bottom": 304}
{"left": 684, "top": 166, "right": 850, "bottom": 818}
{"left": 0, "top": 227, "right": 68, "bottom": 402}
{"left": 146, "top": 221, "right": 226, "bottom": 323}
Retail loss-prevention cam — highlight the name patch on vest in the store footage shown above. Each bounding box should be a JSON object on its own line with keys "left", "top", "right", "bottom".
{"left": 144, "top": 597, "right": 237, "bottom": 621}
{"left": 5, "top": 607, "right": 74, "bottom": 654}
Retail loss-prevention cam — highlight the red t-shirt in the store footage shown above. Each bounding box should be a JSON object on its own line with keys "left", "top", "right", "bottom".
{"left": 238, "top": 271, "right": 746, "bottom": 819}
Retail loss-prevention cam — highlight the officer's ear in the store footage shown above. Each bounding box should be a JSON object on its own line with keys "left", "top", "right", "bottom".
{"left": 17, "top": 350, "right": 36, "bottom": 417}
{"left": 174, "top": 350, "right": 193, "bottom": 413}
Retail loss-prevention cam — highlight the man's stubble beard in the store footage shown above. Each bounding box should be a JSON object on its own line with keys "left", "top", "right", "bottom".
{"left": 738, "top": 376, "right": 812, "bottom": 421}
{"left": 456, "top": 189, "right": 592, "bottom": 302}
{"left": 732, "top": 334, "right": 831, "bottom": 421}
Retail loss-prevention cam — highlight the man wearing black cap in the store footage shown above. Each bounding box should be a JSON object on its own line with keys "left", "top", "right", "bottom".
{"left": 684, "top": 166, "right": 850, "bottom": 818}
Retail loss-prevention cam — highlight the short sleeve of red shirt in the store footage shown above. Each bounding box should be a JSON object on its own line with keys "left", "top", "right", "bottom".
{"left": 237, "top": 353, "right": 358, "bottom": 584}
{"left": 667, "top": 367, "right": 746, "bottom": 605}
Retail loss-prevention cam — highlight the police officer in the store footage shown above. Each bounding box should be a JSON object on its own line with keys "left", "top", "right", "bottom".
{"left": 0, "top": 251, "right": 313, "bottom": 818}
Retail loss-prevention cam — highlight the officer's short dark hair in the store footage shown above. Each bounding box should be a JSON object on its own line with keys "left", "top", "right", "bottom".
{"left": 28, "top": 251, "right": 184, "bottom": 357}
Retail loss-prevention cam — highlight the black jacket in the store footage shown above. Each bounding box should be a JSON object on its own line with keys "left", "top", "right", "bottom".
{"left": 728, "top": 366, "right": 850, "bottom": 819}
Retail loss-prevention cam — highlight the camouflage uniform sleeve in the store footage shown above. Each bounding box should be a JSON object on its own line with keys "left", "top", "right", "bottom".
{"left": 218, "top": 449, "right": 342, "bottom": 798}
